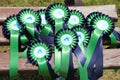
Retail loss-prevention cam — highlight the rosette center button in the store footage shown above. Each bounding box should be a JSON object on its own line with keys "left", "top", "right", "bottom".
{"left": 53, "top": 9, "right": 64, "bottom": 18}
{"left": 34, "top": 46, "right": 46, "bottom": 58}
{"left": 61, "top": 34, "right": 73, "bottom": 46}
{"left": 24, "top": 14, "right": 35, "bottom": 23}
{"left": 96, "top": 20, "right": 109, "bottom": 30}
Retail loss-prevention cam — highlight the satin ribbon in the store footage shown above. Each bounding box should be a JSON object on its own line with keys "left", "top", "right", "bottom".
{"left": 10, "top": 30, "right": 19, "bottom": 80}
{"left": 109, "top": 30, "right": 120, "bottom": 48}
{"left": 60, "top": 46, "right": 72, "bottom": 77}
{"left": 54, "top": 19, "right": 64, "bottom": 33}
{"left": 74, "top": 29, "right": 103, "bottom": 80}
{"left": 88, "top": 35, "right": 103, "bottom": 80}
{"left": 2, "top": 15, "right": 23, "bottom": 80}
{"left": 40, "top": 24, "right": 53, "bottom": 36}
{"left": 54, "top": 47, "right": 61, "bottom": 72}
{"left": 54, "top": 29, "right": 77, "bottom": 79}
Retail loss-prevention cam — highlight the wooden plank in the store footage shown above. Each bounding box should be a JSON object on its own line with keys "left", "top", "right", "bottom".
{"left": 0, "top": 26, "right": 9, "bottom": 45}
{"left": 0, "top": 5, "right": 118, "bottom": 23}
{"left": 0, "top": 48, "right": 120, "bottom": 72}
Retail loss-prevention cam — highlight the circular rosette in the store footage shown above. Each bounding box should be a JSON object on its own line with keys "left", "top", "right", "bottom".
{"left": 55, "top": 29, "right": 78, "bottom": 50}
{"left": 90, "top": 14, "right": 115, "bottom": 35}
{"left": 86, "top": 12, "right": 102, "bottom": 26}
{"left": 2, "top": 15, "right": 22, "bottom": 39}
{"left": 72, "top": 26, "right": 91, "bottom": 47}
{"left": 17, "top": 9, "right": 40, "bottom": 27}
{"left": 46, "top": 3, "right": 70, "bottom": 25}
{"left": 67, "top": 10, "right": 85, "bottom": 28}
{"left": 37, "top": 9, "right": 53, "bottom": 36}
{"left": 27, "top": 41, "right": 52, "bottom": 66}
{"left": 17, "top": 9, "right": 41, "bottom": 38}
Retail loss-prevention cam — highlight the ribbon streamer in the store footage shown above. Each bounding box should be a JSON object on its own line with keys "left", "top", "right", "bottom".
{"left": 55, "top": 29, "right": 77, "bottom": 78}
{"left": 2, "top": 15, "right": 22, "bottom": 80}
{"left": 72, "top": 26, "right": 91, "bottom": 80}
{"left": 109, "top": 30, "right": 120, "bottom": 48}
{"left": 85, "top": 14, "right": 115, "bottom": 80}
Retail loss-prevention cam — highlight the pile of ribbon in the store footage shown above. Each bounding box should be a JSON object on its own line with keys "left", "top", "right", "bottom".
{"left": 2, "top": 3, "right": 120, "bottom": 80}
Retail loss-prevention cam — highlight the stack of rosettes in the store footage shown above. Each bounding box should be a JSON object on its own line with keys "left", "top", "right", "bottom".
{"left": 2, "top": 3, "right": 120, "bottom": 80}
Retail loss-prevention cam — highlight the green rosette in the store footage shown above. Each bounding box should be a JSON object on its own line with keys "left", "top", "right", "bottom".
{"left": 72, "top": 26, "right": 90, "bottom": 47}
{"left": 17, "top": 9, "right": 41, "bottom": 39}
{"left": 80, "top": 14, "right": 115, "bottom": 80}
{"left": 86, "top": 12, "right": 117, "bottom": 48}
{"left": 67, "top": 10, "right": 85, "bottom": 28}
{"left": 86, "top": 12, "right": 102, "bottom": 26}
{"left": 55, "top": 29, "right": 78, "bottom": 77}
{"left": 46, "top": 3, "right": 70, "bottom": 33}
{"left": 72, "top": 26, "right": 91, "bottom": 80}
{"left": 27, "top": 41, "right": 53, "bottom": 78}
{"left": 37, "top": 9, "right": 53, "bottom": 36}
{"left": 2, "top": 15, "right": 21, "bottom": 80}
{"left": 91, "top": 14, "right": 115, "bottom": 36}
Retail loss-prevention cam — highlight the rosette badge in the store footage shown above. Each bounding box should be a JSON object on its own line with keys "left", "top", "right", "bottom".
{"left": 46, "top": 3, "right": 70, "bottom": 33}
{"left": 37, "top": 9, "right": 53, "bottom": 36}
{"left": 72, "top": 26, "right": 90, "bottom": 47}
{"left": 17, "top": 9, "right": 41, "bottom": 39}
{"left": 2, "top": 15, "right": 22, "bottom": 80}
{"left": 3, "top": 15, "right": 21, "bottom": 39}
{"left": 27, "top": 41, "right": 57, "bottom": 78}
{"left": 91, "top": 14, "right": 115, "bottom": 35}
{"left": 55, "top": 29, "right": 78, "bottom": 77}
{"left": 81, "top": 14, "right": 115, "bottom": 80}
{"left": 86, "top": 12, "right": 102, "bottom": 26}
{"left": 67, "top": 10, "right": 85, "bottom": 28}
{"left": 72, "top": 26, "right": 91, "bottom": 80}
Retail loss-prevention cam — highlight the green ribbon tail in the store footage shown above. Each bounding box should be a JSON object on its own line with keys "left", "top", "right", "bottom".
{"left": 83, "top": 29, "right": 102, "bottom": 80}
{"left": 20, "top": 35, "right": 29, "bottom": 45}
{"left": 78, "top": 43, "right": 88, "bottom": 80}
{"left": 55, "top": 20, "right": 63, "bottom": 33}
{"left": 40, "top": 24, "right": 52, "bottom": 36}
{"left": 38, "top": 57, "right": 51, "bottom": 79}
{"left": 19, "top": 48, "right": 27, "bottom": 58}
{"left": 60, "top": 46, "right": 70, "bottom": 77}
{"left": 79, "top": 43, "right": 85, "bottom": 54}
{"left": 109, "top": 33, "right": 118, "bottom": 48}
{"left": 78, "top": 62, "right": 88, "bottom": 80}
{"left": 26, "top": 24, "right": 35, "bottom": 38}
{"left": 54, "top": 47, "right": 61, "bottom": 72}
{"left": 10, "top": 31, "right": 19, "bottom": 80}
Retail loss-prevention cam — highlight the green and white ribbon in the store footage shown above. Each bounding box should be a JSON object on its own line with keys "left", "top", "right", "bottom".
{"left": 46, "top": 3, "right": 70, "bottom": 33}
{"left": 67, "top": 10, "right": 85, "bottom": 28}
{"left": 84, "top": 14, "right": 114, "bottom": 80}
{"left": 17, "top": 9, "right": 41, "bottom": 39}
{"left": 3, "top": 15, "right": 22, "bottom": 80}
{"left": 72, "top": 26, "right": 91, "bottom": 80}
{"left": 86, "top": 12, "right": 117, "bottom": 48}
{"left": 55, "top": 29, "right": 77, "bottom": 77}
